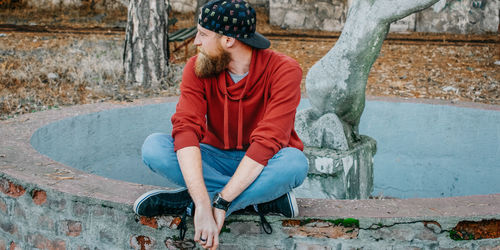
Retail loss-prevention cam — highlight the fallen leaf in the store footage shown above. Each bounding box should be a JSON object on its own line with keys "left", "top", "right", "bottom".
{"left": 54, "top": 176, "right": 75, "bottom": 180}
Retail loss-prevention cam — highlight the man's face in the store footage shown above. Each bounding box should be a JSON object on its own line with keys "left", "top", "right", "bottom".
{"left": 194, "top": 24, "right": 231, "bottom": 78}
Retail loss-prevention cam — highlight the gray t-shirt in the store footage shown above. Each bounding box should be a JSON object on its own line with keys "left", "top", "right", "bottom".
{"left": 228, "top": 71, "right": 249, "bottom": 84}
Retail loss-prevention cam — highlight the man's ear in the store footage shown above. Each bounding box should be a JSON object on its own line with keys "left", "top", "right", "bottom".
{"left": 223, "top": 36, "right": 236, "bottom": 48}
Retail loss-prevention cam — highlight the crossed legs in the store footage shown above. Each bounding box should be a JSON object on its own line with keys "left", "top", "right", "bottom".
{"left": 141, "top": 133, "right": 308, "bottom": 216}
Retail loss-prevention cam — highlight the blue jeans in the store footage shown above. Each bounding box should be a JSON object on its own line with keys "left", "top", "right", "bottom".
{"left": 141, "top": 133, "right": 309, "bottom": 216}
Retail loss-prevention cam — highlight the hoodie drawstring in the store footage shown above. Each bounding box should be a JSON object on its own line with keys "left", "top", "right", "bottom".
{"left": 222, "top": 70, "right": 248, "bottom": 151}
{"left": 223, "top": 95, "right": 244, "bottom": 150}
{"left": 223, "top": 94, "right": 230, "bottom": 150}
{"left": 237, "top": 99, "right": 243, "bottom": 150}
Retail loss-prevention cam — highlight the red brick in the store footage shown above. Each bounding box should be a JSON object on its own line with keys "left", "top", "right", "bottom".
{"left": 169, "top": 217, "right": 182, "bottom": 229}
{"left": 139, "top": 216, "right": 158, "bottom": 229}
{"left": 59, "top": 220, "right": 82, "bottom": 237}
{"left": 0, "top": 178, "right": 25, "bottom": 198}
{"left": 0, "top": 198, "right": 6, "bottom": 213}
{"left": 31, "top": 190, "right": 47, "bottom": 205}
{"left": 154, "top": 216, "right": 181, "bottom": 229}
{"left": 130, "top": 235, "right": 155, "bottom": 250}
{"left": 9, "top": 241, "right": 20, "bottom": 250}
{"left": 0, "top": 240, "right": 19, "bottom": 250}
{"left": 453, "top": 220, "right": 500, "bottom": 240}
{"left": 423, "top": 221, "right": 442, "bottom": 234}
{"left": 27, "top": 234, "right": 66, "bottom": 250}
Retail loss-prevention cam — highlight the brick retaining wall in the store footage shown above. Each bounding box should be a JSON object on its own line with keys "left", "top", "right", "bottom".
{"left": 1, "top": 174, "right": 500, "bottom": 249}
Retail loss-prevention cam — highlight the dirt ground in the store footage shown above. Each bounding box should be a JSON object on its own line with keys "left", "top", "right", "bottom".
{"left": 0, "top": 7, "right": 499, "bottom": 119}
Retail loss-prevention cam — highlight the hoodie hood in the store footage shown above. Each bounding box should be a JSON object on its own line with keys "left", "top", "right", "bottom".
{"left": 217, "top": 48, "right": 273, "bottom": 101}
{"left": 216, "top": 48, "right": 273, "bottom": 150}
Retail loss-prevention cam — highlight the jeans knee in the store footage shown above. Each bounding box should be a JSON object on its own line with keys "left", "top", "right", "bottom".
{"left": 141, "top": 133, "right": 173, "bottom": 166}
{"left": 292, "top": 151, "right": 309, "bottom": 185}
{"left": 275, "top": 147, "right": 309, "bottom": 186}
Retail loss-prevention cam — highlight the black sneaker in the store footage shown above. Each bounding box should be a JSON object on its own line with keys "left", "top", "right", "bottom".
{"left": 257, "top": 191, "right": 299, "bottom": 218}
{"left": 133, "top": 188, "right": 192, "bottom": 217}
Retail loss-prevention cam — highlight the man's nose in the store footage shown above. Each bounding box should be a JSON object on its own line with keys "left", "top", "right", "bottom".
{"left": 193, "top": 33, "right": 201, "bottom": 46}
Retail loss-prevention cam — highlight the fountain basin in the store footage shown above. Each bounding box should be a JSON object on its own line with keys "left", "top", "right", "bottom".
{"left": 29, "top": 99, "right": 377, "bottom": 200}
{"left": 1, "top": 96, "right": 499, "bottom": 249}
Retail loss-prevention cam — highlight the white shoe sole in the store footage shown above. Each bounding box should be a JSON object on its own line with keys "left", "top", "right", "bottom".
{"left": 133, "top": 188, "right": 188, "bottom": 215}
{"left": 287, "top": 190, "right": 299, "bottom": 218}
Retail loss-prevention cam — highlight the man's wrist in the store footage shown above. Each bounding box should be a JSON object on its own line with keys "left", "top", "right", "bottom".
{"left": 192, "top": 195, "right": 212, "bottom": 210}
{"left": 219, "top": 191, "right": 233, "bottom": 202}
{"left": 196, "top": 202, "right": 212, "bottom": 210}
{"left": 212, "top": 192, "right": 231, "bottom": 211}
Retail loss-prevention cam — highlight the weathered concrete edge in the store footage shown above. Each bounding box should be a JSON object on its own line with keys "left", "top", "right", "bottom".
{"left": 1, "top": 97, "right": 499, "bottom": 231}
{"left": 365, "top": 95, "right": 500, "bottom": 111}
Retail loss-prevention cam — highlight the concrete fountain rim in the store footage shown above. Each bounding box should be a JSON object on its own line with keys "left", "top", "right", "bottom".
{"left": 1, "top": 95, "right": 499, "bottom": 229}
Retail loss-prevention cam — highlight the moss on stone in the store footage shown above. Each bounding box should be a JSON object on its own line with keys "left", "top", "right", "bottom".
{"left": 220, "top": 225, "right": 231, "bottom": 234}
{"left": 325, "top": 218, "right": 360, "bottom": 228}
{"left": 300, "top": 218, "right": 360, "bottom": 228}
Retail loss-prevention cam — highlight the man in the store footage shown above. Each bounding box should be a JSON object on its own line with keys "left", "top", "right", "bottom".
{"left": 133, "top": 0, "right": 308, "bottom": 248}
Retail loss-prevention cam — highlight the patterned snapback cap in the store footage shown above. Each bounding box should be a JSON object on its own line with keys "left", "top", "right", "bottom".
{"left": 198, "top": 0, "right": 270, "bottom": 49}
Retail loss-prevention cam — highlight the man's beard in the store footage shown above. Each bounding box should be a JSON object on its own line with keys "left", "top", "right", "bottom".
{"left": 195, "top": 47, "right": 231, "bottom": 78}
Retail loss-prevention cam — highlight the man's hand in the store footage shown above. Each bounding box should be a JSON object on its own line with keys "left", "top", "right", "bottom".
{"left": 194, "top": 205, "right": 219, "bottom": 249}
{"left": 213, "top": 207, "right": 226, "bottom": 232}
{"left": 177, "top": 147, "right": 220, "bottom": 249}
{"left": 208, "top": 207, "right": 226, "bottom": 250}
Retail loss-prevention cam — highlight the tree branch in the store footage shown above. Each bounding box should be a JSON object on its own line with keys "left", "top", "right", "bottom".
{"left": 375, "top": 0, "right": 440, "bottom": 23}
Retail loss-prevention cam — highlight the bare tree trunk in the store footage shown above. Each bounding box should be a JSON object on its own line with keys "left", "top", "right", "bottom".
{"left": 123, "top": 0, "right": 169, "bottom": 88}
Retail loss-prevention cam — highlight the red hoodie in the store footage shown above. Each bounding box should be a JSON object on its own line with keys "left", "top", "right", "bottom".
{"left": 171, "top": 48, "right": 303, "bottom": 166}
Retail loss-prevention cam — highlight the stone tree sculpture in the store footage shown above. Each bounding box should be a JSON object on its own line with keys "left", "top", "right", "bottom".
{"left": 123, "top": 0, "right": 169, "bottom": 88}
{"left": 296, "top": 0, "right": 440, "bottom": 151}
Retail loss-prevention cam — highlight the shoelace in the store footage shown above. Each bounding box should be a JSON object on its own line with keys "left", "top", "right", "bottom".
{"left": 178, "top": 210, "right": 188, "bottom": 240}
{"left": 253, "top": 205, "right": 272, "bottom": 234}
{"left": 178, "top": 202, "right": 194, "bottom": 240}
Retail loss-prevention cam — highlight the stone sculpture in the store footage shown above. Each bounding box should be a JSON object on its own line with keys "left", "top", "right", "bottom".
{"left": 296, "top": 0, "right": 440, "bottom": 150}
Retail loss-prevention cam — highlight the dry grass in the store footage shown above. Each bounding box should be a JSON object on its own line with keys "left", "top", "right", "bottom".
{"left": 367, "top": 44, "right": 500, "bottom": 103}
{"left": 0, "top": 33, "right": 182, "bottom": 119}
{"left": 0, "top": 2, "right": 127, "bottom": 28}
{"left": 0, "top": 6, "right": 498, "bottom": 120}
{"left": 0, "top": 34, "right": 119, "bottom": 118}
